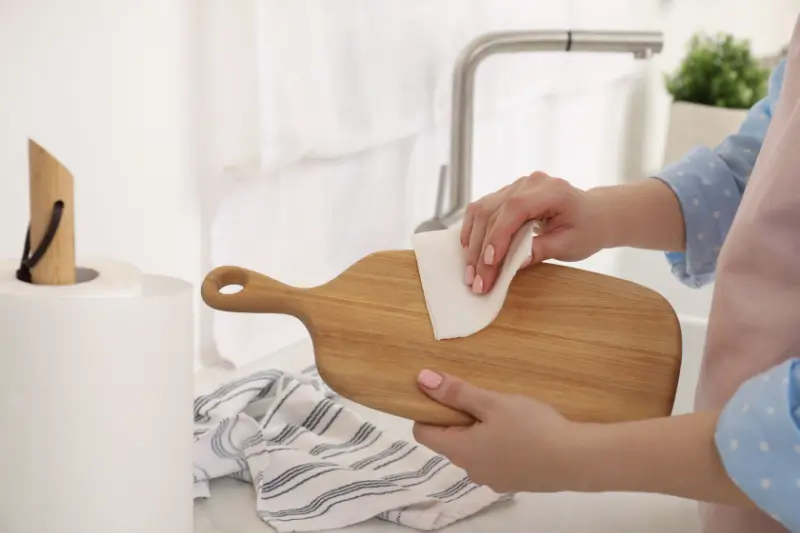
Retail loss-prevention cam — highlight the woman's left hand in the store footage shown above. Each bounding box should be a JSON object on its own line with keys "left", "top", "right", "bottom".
{"left": 411, "top": 370, "right": 585, "bottom": 494}
{"left": 412, "top": 370, "right": 754, "bottom": 508}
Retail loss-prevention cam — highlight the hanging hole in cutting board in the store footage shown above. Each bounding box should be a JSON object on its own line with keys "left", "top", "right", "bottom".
{"left": 220, "top": 284, "right": 244, "bottom": 295}
{"left": 209, "top": 266, "right": 250, "bottom": 297}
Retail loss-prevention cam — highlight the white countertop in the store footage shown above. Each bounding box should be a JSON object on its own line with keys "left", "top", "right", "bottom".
{"left": 193, "top": 338, "right": 702, "bottom": 533}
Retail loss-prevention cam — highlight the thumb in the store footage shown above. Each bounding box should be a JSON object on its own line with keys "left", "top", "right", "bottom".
{"left": 531, "top": 231, "right": 568, "bottom": 263}
{"left": 416, "top": 370, "right": 497, "bottom": 421}
{"left": 412, "top": 420, "right": 472, "bottom": 459}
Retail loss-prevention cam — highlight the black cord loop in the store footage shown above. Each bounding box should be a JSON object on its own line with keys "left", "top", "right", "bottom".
{"left": 16, "top": 200, "right": 65, "bottom": 283}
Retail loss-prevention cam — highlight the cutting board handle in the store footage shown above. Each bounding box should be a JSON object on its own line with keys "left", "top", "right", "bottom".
{"left": 201, "top": 266, "right": 310, "bottom": 320}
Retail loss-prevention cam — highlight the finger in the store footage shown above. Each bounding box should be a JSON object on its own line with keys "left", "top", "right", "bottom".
{"left": 484, "top": 175, "right": 569, "bottom": 267}
{"left": 460, "top": 183, "right": 513, "bottom": 249}
{"left": 473, "top": 209, "right": 501, "bottom": 288}
{"left": 417, "top": 369, "right": 497, "bottom": 421}
{"left": 465, "top": 210, "right": 489, "bottom": 286}
{"left": 412, "top": 422, "right": 471, "bottom": 458}
{"left": 531, "top": 232, "right": 570, "bottom": 263}
{"left": 531, "top": 234, "right": 551, "bottom": 263}
{"left": 530, "top": 215, "right": 568, "bottom": 263}
{"left": 467, "top": 184, "right": 529, "bottom": 292}
{"left": 473, "top": 196, "right": 535, "bottom": 293}
{"left": 459, "top": 204, "right": 476, "bottom": 249}
{"left": 520, "top": 219, "right": 543, "bottom": 268}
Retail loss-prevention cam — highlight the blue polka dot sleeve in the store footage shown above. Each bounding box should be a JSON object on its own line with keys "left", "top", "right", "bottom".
{"left": 715, "top": 359, "right": 800, "bottom": 531}
{"left": 653, "top": 59, "right": 786, "bottom": 288}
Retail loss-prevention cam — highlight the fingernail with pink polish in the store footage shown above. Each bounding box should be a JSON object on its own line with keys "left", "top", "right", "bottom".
{"left": 418, "top": 369, "right": 443, "bottom": 389}
{"left": 484, "top": 245, "right": 495, "bottom": 266}
{"left": 472, "top": 275, "right": 484, "bottom": 294}
{"left": 465, "top": 265, "right": 475, "bottom": 285}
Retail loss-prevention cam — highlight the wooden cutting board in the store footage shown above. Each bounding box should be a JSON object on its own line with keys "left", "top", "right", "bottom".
{"left": 201, "top": 252, "right": 682, "bottom": 426}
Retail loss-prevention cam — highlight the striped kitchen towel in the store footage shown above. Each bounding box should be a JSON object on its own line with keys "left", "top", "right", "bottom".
{"left": 193, "top": 366, "right": 511, "bottom": 532}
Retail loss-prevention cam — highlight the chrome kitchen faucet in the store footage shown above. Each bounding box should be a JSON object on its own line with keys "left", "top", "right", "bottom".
{"left": 415, "top": 29, "right": 664, "bottom": 233}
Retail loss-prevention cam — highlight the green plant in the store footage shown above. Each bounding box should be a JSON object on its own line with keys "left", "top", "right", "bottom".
{"left": 665, "top": 32, "right": 770, "bottom": 109}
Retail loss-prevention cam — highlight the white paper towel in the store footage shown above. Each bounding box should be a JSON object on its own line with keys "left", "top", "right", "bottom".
{"left": 411, "top": 221, "right": 536, "bottom": 340}
{"left": 0, "top": 259, "right": 194, "bottom": 533}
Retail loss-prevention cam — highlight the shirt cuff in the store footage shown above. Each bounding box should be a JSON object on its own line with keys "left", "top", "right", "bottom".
{"left": 714, "top": 359, "right": 800, "bottom": 530}
{"left": 654, "top": 148, "right": 742, "bottom": 288}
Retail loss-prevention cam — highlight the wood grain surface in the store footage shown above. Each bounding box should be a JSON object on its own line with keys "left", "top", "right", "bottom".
{"left": 202, "top": 251, "right": 682, "bottom": 426}
{"left": 28, "top": 139, "right": 76, "bottom": 285}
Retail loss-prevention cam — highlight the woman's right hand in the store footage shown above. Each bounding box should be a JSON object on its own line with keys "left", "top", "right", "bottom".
{"left": 461, "top": 171, "right": 611, "bottom": 294}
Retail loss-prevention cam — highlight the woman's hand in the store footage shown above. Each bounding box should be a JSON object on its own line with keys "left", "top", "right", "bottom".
{"left": 411, "top": 370, "right": 752, "bottom": 507}
{"left": 411, "top": 369, "right": 583, "bottom": 494}
{"left": 460, "top": 171, "right": 611, "bottom": 294}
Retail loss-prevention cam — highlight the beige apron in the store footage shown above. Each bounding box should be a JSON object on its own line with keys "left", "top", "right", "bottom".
{"left": 695, "top": 15, "right": 800, "bottom": 533}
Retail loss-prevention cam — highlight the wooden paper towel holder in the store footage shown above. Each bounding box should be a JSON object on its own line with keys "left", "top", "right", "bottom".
{"left": 18, "top": 139, "right": 77, "bottom": 285}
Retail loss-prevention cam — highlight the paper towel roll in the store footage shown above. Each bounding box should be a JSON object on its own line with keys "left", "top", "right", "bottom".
{"left": 0, "top": 257, "right": 143, "bottom": 297}
{"left": 0, "top": 259, "right": 194, "bottom": 533}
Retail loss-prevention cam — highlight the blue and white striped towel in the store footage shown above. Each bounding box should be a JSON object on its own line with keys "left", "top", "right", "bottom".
{"left": 193, "top": 366, "right": 510, "bottom": 532}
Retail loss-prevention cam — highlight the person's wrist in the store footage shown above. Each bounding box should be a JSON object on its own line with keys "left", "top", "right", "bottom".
{"left": 557, "top": 421, "right": 620, "bottom": 493}
{"left": 545, "top": 420, "right": 606, "bottom": 493}
{"left": 584, "top": 187, "right": 623, "bottom": 251}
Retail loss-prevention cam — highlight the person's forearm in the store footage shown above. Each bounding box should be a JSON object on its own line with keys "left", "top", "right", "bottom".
{"left": 588, "top": 178, "right": 686, "bottom": 253}
{"left": 564, "top": 411, "right": 753, "bottom": 506}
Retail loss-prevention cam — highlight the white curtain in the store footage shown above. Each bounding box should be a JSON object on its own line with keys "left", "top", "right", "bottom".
{"left": 210, "top": 0, "right": 662, "bottom": 368}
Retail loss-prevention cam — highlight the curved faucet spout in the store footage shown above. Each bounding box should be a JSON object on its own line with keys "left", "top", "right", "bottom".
{"left": 415, "top": 29, "right": 664, "bottom": 233}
